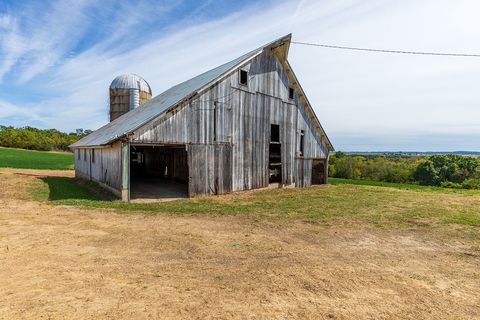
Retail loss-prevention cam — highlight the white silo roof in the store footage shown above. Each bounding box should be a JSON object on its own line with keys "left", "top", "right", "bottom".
{"left": 110, "top": 74, "right": 152, "bottom": 94}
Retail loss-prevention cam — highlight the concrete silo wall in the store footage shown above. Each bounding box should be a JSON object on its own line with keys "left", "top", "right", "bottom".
{"left": 109, "top": 88, "right": 152, "bottom": 122}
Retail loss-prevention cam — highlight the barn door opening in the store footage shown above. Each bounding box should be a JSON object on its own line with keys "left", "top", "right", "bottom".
{"left": 269, "top": 124, "right": 282, "bottom": 185}
{"left": 311, "top": 159, "right": 327, "bottom": 184}
{"left": 129, "top": 144, "right": 188, "bottom": 200}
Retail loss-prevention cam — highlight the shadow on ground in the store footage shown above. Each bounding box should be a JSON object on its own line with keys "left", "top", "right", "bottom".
{"left": 39, "top": 176, "right": 114, "bottom": 201}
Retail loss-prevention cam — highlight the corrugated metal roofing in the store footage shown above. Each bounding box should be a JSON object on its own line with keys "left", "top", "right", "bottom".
{"left": 110, "top": 74, "right": 152, "bottom": 94}
{"left": 71, "top": 36, "right": 291, "bottom": 148}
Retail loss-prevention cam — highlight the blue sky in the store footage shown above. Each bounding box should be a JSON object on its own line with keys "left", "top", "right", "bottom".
{"left": 1, "top": 0, "right": 480, "bottom": 151}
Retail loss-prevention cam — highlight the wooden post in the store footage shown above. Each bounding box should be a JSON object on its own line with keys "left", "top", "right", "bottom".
{"left": 121, "top": 142, "right": 130, "bottom": 201}
{"left": 186, "top": 144, "right": 193, "bottom": 198}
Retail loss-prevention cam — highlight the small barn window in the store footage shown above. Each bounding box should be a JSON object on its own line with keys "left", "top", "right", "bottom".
{"left": 91, "top": 149, "right": 95, "bottom": 163}
{"left": 239, "top": 69, "right": 248, "bottom": 86}
{"left": 299, "top": 130, "right": 305, "bottom": 156}
{"left": 289, "top": 87, "right": 295, "bottom": 100}
{"left": 270, "top": 124, "right": 280, "bottom": 143}
{"left": 77, "top": 150, "right": 80, "bottom": 160}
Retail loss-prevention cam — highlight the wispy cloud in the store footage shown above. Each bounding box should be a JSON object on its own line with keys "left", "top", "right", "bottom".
{"left": 0, "top": 13, "right": 24, "bottom": 80}
{"left": 0, "top": 99, "right": 44, "bottom": 122}
{"left": 0, "top": 0, "right": 185, "bottom": 82}
{"left": 0, "top": 0, "right": 95, "bottom": 82}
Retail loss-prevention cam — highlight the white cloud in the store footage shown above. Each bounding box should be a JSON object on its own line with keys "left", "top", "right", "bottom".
{"left": 0, "top": 1, "right": 93, "bottom": 81}
{"left": 2, "top": 0, "right": 480, "bottom": 150}
{"left": 0, "top": 99, "right": 44, "bottom": 122}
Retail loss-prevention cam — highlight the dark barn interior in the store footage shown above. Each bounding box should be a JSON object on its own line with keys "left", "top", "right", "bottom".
{"left": 311, "top": 159, "right": 326, "bottom": 185}
{"left": 269, "top": 124, "right": 282, "bottom": 184}
{"left": 130, "top": 145, "right": 189, "bottom": 199}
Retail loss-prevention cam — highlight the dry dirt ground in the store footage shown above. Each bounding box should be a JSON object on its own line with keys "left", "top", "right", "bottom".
{"left": 0, "top": 169, "right": 479, "bottom": 319}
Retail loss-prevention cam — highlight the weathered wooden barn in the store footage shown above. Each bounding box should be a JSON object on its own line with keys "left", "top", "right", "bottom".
{"left": 71, "top": 34, "right": 334, "bottom": 201}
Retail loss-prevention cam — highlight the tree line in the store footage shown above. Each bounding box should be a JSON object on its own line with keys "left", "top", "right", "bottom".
{"left": 329, "top": 152, "right": 480, "bottom": 189}
{"left": 0, "top": 126, "right": 92, "bottom": 151}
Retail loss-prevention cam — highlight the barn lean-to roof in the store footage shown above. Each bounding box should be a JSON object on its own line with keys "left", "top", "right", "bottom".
{"left": 71, "top": 34, "right": 333, "bottom": 151}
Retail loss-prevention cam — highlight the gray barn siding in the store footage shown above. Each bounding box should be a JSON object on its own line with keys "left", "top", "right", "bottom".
{"left": 73, "top": 142, "right": 122, "bottom": 193}
{"left": 296, "top": 100, "right": 329, "bottom": 159}
{"left": 128, "top": 51, "right": 328, "bottom": 194}
{"left": 188, "top": 144, "right": 232, "bottom": 196}
{"left": 296, "top": 158, "right": 313, "bottom": 187}
{"left": 74, "top": 149, "right": 90, "bottom": 177}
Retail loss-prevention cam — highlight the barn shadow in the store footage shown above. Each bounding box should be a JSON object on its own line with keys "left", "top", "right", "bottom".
{"left": 38, "top": 176, "right": 115, "bottom": 201}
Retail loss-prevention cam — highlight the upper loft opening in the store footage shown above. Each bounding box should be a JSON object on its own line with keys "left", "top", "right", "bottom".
{"left": 289, "top": 87, "right": 294, "bottom": 100}
{"left": 239, "top": 69, "right": 248, "bottom": 85}
{"left": 270, "top": 124, "right": 280, "bottom": 143}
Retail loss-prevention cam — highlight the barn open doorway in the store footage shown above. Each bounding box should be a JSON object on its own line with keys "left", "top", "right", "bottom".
{"left": 269, "top": 124, "right": 282, "bottom": 186}
{"left": 129, "top": 144, "right": 189, "bottom": 200}
{"left": 311, "top": 159, "right": 327, "bottom": 184}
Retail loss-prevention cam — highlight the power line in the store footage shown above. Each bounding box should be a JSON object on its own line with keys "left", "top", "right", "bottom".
{"left": 291, "top": 41, "right": 480, "bottom": 58}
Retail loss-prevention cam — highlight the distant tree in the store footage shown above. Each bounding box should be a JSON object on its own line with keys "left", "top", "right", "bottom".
{"left": 334, "top": 156, "right": 363, "bottom": 179}
{"left": 75, "top": 129, "right": 93, "bottom": 138}
{"left": 414, "top": 155, "right": 480, "bottom": 186}
{"left": 0, "top": 125, "right": 91, "bottom": 151}
{"left": 414, "top": 161, "right": 439, "bottom": 185}
{"left": 334, "top": 151, "right": 347, "bottom": 158}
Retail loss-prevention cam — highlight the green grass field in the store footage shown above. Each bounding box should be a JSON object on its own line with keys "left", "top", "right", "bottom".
{"left": 0, "top": 147, "right": 74, "bottom": 170}
{"left": 30, "top": 175, "right": 480, "bottom": 229}
{"left": 5, "top": 146, "right": 478, "bottom": 230}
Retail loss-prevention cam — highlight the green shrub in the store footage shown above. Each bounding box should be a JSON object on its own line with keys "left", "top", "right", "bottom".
{"left": 333, "top": 156, "right": 363, "bottom": 179}
{"left": 440, "top": 181, "right": 462, "bottom": 189}
{"left": 461, "top": 178, "right": 480, "bottom": 189}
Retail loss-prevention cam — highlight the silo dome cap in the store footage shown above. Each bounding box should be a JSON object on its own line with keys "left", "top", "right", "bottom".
{"left": 110, "top": 74, "right": 152, "bottom": 94}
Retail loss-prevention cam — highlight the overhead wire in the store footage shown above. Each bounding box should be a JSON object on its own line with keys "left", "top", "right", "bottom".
{"left": 291, "top": 41, "right": 480, "bottom": 58}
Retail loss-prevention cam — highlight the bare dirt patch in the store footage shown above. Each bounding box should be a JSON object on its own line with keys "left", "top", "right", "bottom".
{"left": 0, "top": 168, "right": 74, "bottom": 177}
{"left": 0, "top": 170, "right": 479, "bottom": 319}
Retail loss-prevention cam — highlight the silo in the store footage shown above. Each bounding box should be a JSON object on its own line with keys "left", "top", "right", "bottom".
{"left": 109, "top": 74, "right": 152, "bottom": 122}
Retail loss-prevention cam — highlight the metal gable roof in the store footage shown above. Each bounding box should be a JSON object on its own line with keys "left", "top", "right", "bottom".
{"left": 71, "top": 35, "right": 292, "bottom": 148}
